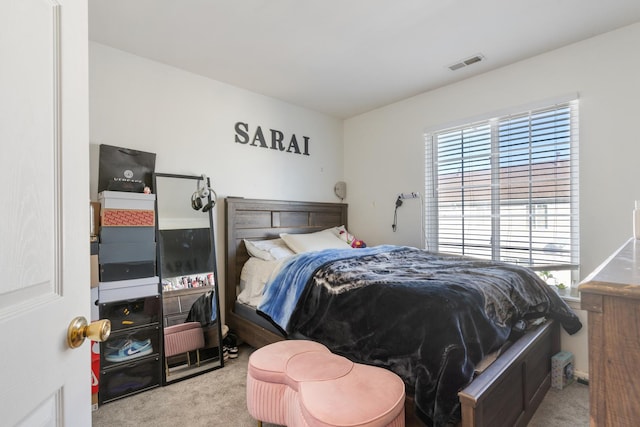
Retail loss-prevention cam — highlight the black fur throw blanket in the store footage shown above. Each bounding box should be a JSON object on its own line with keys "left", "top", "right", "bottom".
{"left": 258, "top": 245, "right": 582, "bottom": 426}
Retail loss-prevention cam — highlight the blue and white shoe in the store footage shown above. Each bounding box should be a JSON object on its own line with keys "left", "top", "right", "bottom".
{"left": 105, "top": 338, "right": 153, "bottom": 362}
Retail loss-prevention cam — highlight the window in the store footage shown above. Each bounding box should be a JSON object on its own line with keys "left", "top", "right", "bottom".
{"left": 425, "top": 100, "right": 579, "bottom": 285}
{"left": 532, "top": 204, "right": 548, "bottom": 230}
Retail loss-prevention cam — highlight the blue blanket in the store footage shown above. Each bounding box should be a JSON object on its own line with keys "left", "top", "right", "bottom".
{"left": 258, "top": 245, "right": 398, "bottom": 330}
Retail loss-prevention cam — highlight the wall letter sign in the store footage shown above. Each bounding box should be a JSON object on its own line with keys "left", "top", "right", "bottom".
{"left": 234, "top": 121, "right": 310, "bottom": 156}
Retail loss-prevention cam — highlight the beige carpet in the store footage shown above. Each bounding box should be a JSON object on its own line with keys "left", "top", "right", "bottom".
{"left": 92, "top": 345, "right": 589, "bottom": 427}
{"left": 528, "top": 378, "right": 589, "bottom": 427}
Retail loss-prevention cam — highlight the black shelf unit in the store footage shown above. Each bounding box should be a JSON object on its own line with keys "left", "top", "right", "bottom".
{"left": 96, "top": 191, "right": 162, "bottom": 405}
{"left": 99, "top": 299, "right": 162, "bottom": 403}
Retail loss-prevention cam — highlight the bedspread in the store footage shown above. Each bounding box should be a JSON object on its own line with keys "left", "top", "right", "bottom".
{"left": 257, "top": 245, "right": 582, "bottom": 426}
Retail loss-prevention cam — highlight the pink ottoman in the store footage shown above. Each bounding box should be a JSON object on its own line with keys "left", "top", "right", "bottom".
{"left": 164, "top": 322, "right": 205, "bottom": 377}
{"left": 247, "top": 340, "right": 405, "bottom": 427}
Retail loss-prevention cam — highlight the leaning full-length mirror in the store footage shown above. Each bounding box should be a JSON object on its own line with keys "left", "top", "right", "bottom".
{"left": 154, "top": 172, "right": 223, "bottom": 384}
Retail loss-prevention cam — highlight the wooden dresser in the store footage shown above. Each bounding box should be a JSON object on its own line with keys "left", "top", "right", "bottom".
{"left": 162, "top": 286, "right": 212, "bottom": 327}
{"left": 579, "top": 238, "right": 640, "bottom": 426}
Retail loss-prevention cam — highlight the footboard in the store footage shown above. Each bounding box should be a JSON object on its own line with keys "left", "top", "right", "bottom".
{"left": 457, "top": 320, "right": 560, "bottom": 427}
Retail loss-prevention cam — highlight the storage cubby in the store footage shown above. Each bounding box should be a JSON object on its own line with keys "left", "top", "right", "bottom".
{"left": 100, "top": 321, "right": 161, "bottom": 369}
{"left": 99, "top": 354, "right": 162, "bottom": 403}
{"left": 101, "top": 296, "right": 161, "bottom": 332}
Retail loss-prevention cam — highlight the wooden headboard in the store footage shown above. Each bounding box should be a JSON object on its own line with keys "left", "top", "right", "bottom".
{"left": 224, "top": 197, "right": 347, "bottom": 347}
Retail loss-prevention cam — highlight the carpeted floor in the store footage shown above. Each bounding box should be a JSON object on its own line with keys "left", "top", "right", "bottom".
{"left": 528, "top": 378, "right": 589, "bottom": 427}
{"left": 92, "top": 345, "right": 589, "bottom": 427}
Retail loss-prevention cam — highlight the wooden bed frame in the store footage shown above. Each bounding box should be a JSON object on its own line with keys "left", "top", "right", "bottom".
{"left": 224, "top": 197, "right": 560, "bottom": 427}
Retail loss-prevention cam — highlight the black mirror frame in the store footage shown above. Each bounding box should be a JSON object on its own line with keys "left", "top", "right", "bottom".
{"left": 153, "top": 172, "right": 224, "bottom": 384}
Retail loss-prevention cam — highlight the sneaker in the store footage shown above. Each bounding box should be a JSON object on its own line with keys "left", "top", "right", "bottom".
{"left": 226, "top": 345, "right": 238, "bottom": 359}
{"left": 223, "top": 334, "right": 237, "bottom": 348}
{"left": 108, "top": 372, "right": 153, "bottom": 394}
{"left": 105, "top": 339, "right": 153, "bottom": 362}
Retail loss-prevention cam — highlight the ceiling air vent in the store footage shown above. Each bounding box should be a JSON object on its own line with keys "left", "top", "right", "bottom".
{"left": 448, "top": 54, "right": 485, "bottom": 71}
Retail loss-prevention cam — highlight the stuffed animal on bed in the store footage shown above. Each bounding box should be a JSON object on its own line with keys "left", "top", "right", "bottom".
{"left": 339, "top": 229, "right": 366, "bottom": 248}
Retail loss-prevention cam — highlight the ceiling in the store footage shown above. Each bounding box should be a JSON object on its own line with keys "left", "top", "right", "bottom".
{"left": 89, "top": 0, "right": 640, "bottom": 119}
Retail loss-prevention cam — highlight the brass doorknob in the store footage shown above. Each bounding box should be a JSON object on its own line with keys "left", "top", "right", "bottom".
{"left": 67, "top": 316, "right": 111, "bottom": 349}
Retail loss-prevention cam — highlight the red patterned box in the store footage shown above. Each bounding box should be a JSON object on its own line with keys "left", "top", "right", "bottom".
{"left": 101, "top": 209, "right": 155, "bottom": 227}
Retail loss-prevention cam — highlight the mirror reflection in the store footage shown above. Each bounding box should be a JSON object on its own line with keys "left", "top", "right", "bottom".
{"left": 154, "top": 172, "right": 223, "bottom": 383}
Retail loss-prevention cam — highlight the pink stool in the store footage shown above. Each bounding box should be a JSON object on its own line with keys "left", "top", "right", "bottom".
{"left": 163, "top": 322, "right": 205, "bottom": 377}
{"left": 247, "top": 340, "right": 405, "bottom": 427}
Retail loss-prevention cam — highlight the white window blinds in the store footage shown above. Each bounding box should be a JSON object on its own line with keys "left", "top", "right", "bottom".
{"left": 425, "top": 100, "right": 579, "bottom": 270}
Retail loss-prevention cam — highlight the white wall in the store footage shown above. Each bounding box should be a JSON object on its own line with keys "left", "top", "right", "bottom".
{"left": 89, "top": 42, "right": 344, "bottom": 317}
{"left": 344, "top": 22, "right": 640, "bottom": 377}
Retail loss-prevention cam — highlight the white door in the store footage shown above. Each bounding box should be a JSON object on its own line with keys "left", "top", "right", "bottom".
{"left": 0, "top": 0, "right": 90, "bottom": 426}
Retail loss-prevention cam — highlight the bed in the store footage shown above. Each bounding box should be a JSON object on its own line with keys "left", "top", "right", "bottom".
{"left": 224, "top": 197, "right": 580, "bottom": 427}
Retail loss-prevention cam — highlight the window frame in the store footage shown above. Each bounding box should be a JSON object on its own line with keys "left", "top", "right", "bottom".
{"left": 425, "top": 98, "right": 579, "bottom": 284}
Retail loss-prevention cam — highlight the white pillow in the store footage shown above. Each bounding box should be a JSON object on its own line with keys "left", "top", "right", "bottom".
{"left": 330, "top": 225, "right": 347, "bottom": 237}
{"left": 244, "top": 238, "right": 295, "bottom": 261}
{"left": 280, "top": 229, "right": 352, "bottom": 254}
{"left": 237, "top": 258, "right": 281, "bottom": 307}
